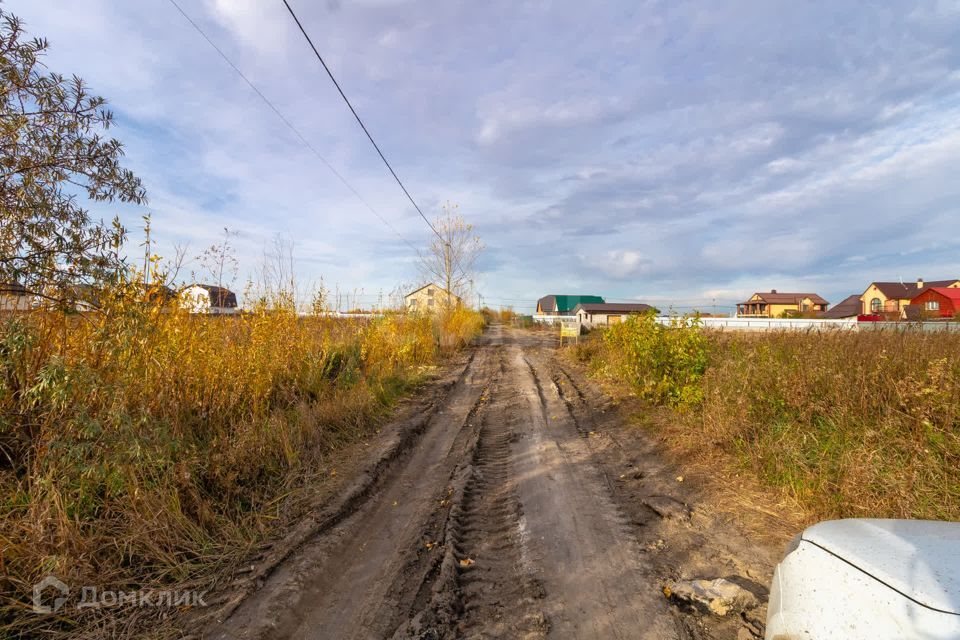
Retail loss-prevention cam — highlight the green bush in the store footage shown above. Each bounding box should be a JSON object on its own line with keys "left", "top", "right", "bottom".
{"left": 597, "top": 313, "right": 708, "bottom": 407}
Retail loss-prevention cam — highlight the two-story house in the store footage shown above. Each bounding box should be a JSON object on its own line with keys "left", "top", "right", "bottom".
{"left": 737, "top": 290, "right": 829, "bottom": 317}
{"left": 861, "top": 278, "right": 960, "bottom": 318}
{"left": 405, "top": 283, "right": 461, "bottom": 312}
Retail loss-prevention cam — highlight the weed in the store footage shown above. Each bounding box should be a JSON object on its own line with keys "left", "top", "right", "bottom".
{"left": 576, "top": 324, "right": 960, "bottom": 521}
{"left": 0, "top": 283, "right": 483, "bottom": 636}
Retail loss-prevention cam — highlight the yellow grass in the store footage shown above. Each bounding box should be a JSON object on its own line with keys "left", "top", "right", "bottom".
{"left": 0, "top": 285, "right": 483, "bottom": 636}
{"left": 575, "top": 318, "right": 960, "bottom": 522}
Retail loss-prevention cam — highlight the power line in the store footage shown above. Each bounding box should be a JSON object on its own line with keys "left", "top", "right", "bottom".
{"left": 165, "top": 0, "right": 419, "bottom": 254}
{"left": 279, "top": 0, "right": 442, "bottom": 242}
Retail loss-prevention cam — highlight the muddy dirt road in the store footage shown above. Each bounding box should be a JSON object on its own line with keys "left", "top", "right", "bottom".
{"left": 204, "top": 325, "right": 780, "bottom": 640}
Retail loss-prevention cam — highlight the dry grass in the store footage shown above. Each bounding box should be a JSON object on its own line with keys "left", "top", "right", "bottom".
{"left": 0, "top": 285, "right": 483, "bottom": 637}
{"left": 575, "top": 319, "right": 960, "bottom": 523}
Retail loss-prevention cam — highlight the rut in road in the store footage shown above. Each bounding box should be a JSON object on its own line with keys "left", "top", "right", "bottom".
{"left": 206, "top": 326, "right": 685, "bottom": 640}
{"left": 210, "top": 330, "right": 503, "bottom": 640}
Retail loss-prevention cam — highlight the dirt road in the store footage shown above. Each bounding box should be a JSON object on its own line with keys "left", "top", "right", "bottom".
{"left": 203, "top": 325, "right": 780, "bottom": 640}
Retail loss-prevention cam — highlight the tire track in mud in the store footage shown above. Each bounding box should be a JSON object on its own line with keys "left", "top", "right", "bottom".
{"left": 210, "top": 331, "right": 503, "bottom": 640}
{"left": 393, "top": 355, "right": 546, "bottom": 640}
{"left": 508, "top": 345, "right": 680, "bottom": 639}
{"left": 205, "top": 326, "right": 780, "bottom": 640}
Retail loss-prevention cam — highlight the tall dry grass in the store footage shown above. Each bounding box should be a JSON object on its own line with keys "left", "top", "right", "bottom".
{"left": 576, "top": 318, "right": 960, "bottom": 522}
{"left": 0, "top": 284, "right": 483, "bottom": 636}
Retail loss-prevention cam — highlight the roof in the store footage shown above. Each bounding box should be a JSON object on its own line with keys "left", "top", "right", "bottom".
{"left": 537, "top": 294, "right": 605, "bottom": 314}
{"left": 0, "top": 282, "right": 28, "bottom": 295}
{"left": 819, "top": 294, "right": 861, "bottom": 319}
{"left": 574, "top": 302, "right": 657, "bottom": 314}
{"left": 405, "top": 283, "right": 460, "bottom": 300}
{"left": 738, "top": 291, "right": 829, "bottom": 305}
{"left": 184, "top": 284, "right": 238, "bottom": 308}
{"left": 868, "top": 280, "right": 958, "bottom": 300}
{"left": 915, "top": 287, "right": 960, "bottom": 302}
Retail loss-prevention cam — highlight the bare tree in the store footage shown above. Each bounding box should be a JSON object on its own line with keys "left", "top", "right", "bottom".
{"left": 196, "top": 227, "right": 239, "bottom": 290}
{"left": 417, "top": 202, "right": 483, "bottom": 308}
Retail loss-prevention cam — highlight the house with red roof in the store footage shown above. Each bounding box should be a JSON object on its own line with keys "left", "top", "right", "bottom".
{"left": 861, "top": 278, "right": 959, "bottom": 318}
{"left": 736, "top": 290, "right": 829, "bottom": 318}
{"left": 910, "top": 287, "right": 960, "bottom": 319}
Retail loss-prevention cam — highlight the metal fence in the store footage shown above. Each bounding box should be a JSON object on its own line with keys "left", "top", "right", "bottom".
{"left": 530, "top": 314, "right": 577, "bottom": 325}
{"left": 657, "top": 316, "right": 960, "bottom": 333}
{"left": 519, "top": 313, "right": 960, "bottom": 333}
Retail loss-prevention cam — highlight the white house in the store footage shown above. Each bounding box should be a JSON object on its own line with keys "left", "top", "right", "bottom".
{"left": 574, "top": 302, "right": 658, "bottom": 329}
{"left": 180, "top": 284, "right": 239, "bottom": 314}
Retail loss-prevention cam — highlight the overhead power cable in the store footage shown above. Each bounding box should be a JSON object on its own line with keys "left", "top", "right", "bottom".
{"left": 165, "top": 0, "right": 419, "bottom": 253}
{"left": 279, "top": 0, "right": 443, "bottom": 243}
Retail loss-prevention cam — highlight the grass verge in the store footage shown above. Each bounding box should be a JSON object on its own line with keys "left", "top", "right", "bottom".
{"left": 570, "top": 314, "right": 960, "bottom": 522}
{"left": 0, "top": 288, "right": 483, "bottom": 638}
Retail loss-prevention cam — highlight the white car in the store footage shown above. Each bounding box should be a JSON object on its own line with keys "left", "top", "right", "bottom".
{"left": 767, "top": 519, "right": 960, "bottom": 639}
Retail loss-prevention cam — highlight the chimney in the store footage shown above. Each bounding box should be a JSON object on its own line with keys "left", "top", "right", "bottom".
{"left": 770, "top": 289, "right": 777, "bottom": 294}
{"left": 917, "top": 278, "right": 924, "bottom": 289}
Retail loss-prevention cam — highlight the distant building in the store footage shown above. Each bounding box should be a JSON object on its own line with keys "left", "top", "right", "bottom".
{"left": 0, "top": 282, "right": 31, "bottom": 312}
{"left": 68, "top": 283, "right": 101, "bottom": 312}
{"left": 536, "top": 294, "right": 604, "bottom": 316}
{"left": 819, "top": 294, "right": 861, "bottom": 319}
{"left": 180, "top": 284, "right": 238, "bottom": 314}
{"left": 574, "top": 302, "right": 658, "bottom": 329}
{"left": 404, "top": 283, "right": 461, "bottom": 312}
{"left": 737, "top": 290, "right": 828, "bottom": 318}
{"left": 861, "top": 278, "right": 959, "bottom": 318}
{"left": 910, "top": 287, "right": 960, "bottom": 319}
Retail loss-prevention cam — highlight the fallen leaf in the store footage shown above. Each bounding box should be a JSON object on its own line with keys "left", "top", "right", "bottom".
{"left": 676, "top": 475, "right": 684, "bottom": 482}
{"left": 459, "top": 557, "right": 475, "bottom": 567}
{"left": 392, "top": 500, "right": 398, "bottom": 507}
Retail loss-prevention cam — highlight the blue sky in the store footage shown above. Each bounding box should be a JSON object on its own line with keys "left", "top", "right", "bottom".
{"left": 10, "top": 0, "right": 960, "bottom": 313}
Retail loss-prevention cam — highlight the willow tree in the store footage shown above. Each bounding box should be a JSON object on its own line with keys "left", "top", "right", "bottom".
{"left": 418, "top": 202, "right": 483, "bottom": 309}
{"left": 0, "top": 11, "right": 146, "bottom": 305}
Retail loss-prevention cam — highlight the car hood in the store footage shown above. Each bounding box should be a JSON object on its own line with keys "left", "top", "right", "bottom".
{"left": 803, "top": 519, "right": 960, "bottom": 615}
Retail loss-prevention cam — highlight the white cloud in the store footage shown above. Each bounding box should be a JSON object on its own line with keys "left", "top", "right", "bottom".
{"left": 6, "top": 0, "right": 960, "bottom": 312}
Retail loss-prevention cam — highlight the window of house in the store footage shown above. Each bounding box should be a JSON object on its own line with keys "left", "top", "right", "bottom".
{"left": 926, "top": 300, "right": 940, "bottom": 311}
{"left": 409, "top": 299, "right": 417, "bottom": 306}
{"left": 428, "top": 299, "right": 434, "bottom": 306}
{"left": 870, "top": 298, "right": 881, "bottom": 313}
{"left": 428, "top": 288, "right": 434, "bottom": 296}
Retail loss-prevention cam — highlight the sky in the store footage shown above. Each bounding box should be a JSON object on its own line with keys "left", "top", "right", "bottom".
{"left": 9, "top": 0, "right": 960, "bottom": 313}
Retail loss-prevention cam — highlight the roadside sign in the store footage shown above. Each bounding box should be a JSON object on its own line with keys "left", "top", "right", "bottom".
{"left": 559, "top": 321, "right": 580, "bottom": 345}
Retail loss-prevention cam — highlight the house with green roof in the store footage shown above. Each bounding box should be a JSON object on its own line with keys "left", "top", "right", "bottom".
{"left": 536, "top": 294, "right": 605, "bottom": 315}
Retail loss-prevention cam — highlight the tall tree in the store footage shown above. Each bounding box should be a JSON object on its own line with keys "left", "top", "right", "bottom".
{"left": 0, "top": 11, "right": 146, "bottom": 304}
{"left": 418, "top": 202, "right": 483, "bottom": 308}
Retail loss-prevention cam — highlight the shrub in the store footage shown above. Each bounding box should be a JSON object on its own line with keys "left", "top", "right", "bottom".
{"left": 596, "top": 313, "right": 708, "bottom": 407}
{"left": 0, "top": 282, "right": 483, "bottom": 636}
{"left": 577, "top": 323, "right": 960, "bottom": 521}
